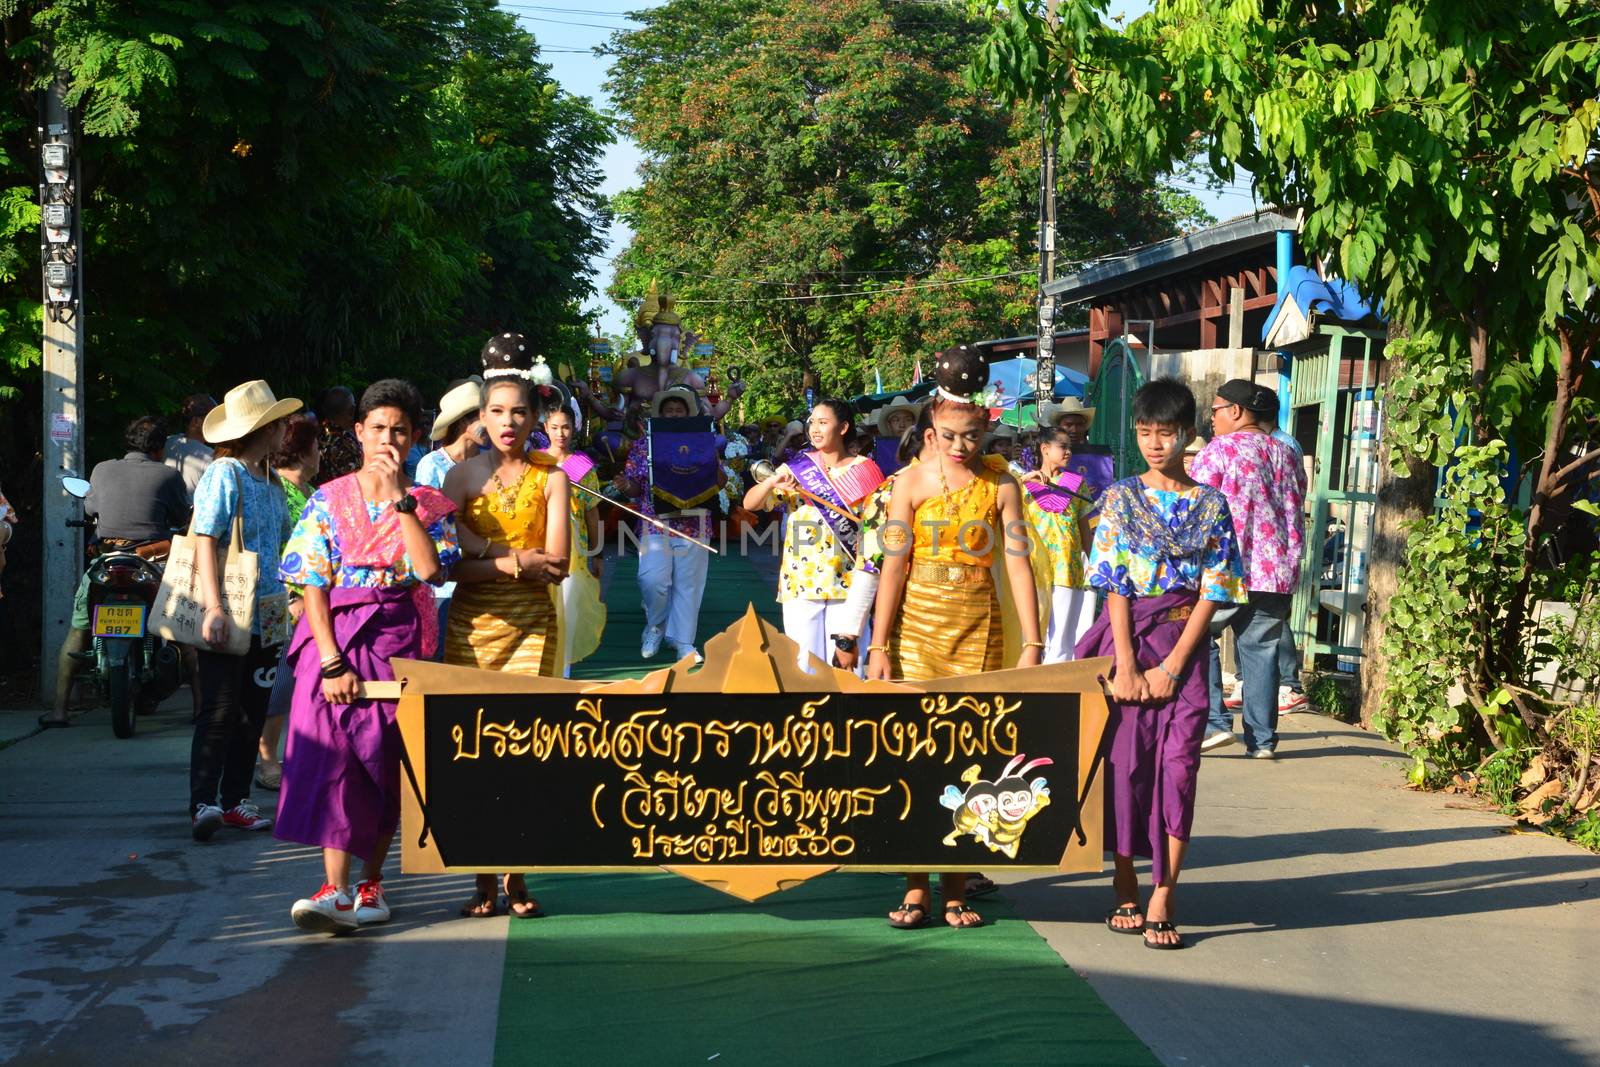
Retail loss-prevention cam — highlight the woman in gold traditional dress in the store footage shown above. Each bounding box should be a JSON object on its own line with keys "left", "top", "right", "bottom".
{"left": 866, "top": 345, "right": 1043, "bottom": 929}
{"left": 442, "top": 348, "right": 571, "bottom": 918}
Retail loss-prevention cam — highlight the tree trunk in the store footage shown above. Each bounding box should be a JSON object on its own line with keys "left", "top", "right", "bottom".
{"left": 1359, "top": 436, "right": 1436, "bottom": 728}
{"left": 1359, "top": 329, "right": 1436, "bottom": 729}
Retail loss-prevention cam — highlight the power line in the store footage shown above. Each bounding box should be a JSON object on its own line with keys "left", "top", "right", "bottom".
{"left": 670, "top": 270, "right": 1036, "bottom": 304}
{"left": 499, "top": 3, "right": 640, "bottom": 16}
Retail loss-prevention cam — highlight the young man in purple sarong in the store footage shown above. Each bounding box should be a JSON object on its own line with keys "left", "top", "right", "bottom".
{"left": 275, "top": 380, "right": 460, "bottom": 935}
{"left": 1075, "top": 379, "right": 1246, "bottom": 950}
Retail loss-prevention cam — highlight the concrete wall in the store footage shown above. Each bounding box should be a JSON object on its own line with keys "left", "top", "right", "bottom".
{"left": 1145, "top": 346, "right": 1257, "bottom": 432}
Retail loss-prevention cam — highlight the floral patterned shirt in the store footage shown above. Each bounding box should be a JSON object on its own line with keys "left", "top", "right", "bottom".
{"left": 278, "top": 489, "right": 460, "bottom": 589}
{"left": 1087, "top": 482, "right": 1246, "bottom": 603}
{"left": 1189, "top": 431, "right": 1306, "bottom": 594}
{"left": 192, "top": 459, "right": 292, "bottom": 633}
{"left": 1024, "top": 486, "right": 1089, "bottom": 589}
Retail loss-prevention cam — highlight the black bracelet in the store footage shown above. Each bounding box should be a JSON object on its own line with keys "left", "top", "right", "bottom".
{"left": 320, "top": 660, "right": 348, "bottom": 679}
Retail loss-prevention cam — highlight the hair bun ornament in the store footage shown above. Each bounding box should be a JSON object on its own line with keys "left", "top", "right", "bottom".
{"left": 481, "top": 331, "right": 534, "bottom": 380}
{"left": 930, "top": 343, "right": 995, "bottom": 407}
{"left": 530, "top": 353, "right": 555, "bottom": 387}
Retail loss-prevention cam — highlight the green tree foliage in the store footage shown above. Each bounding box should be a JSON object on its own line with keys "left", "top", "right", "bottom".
{"left": 971, "top": 0, "right": 1600, "bottom": 793}
{"left": 1, "top": 0, "right": 611, "bottom": 466}
{"left": 604, "top": 0, "right": 1192, "bottom": 417}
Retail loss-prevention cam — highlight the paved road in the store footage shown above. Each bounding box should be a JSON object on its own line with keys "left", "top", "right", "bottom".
{"left": 3, "top": 696, "right": 1597, "bottom": 1065}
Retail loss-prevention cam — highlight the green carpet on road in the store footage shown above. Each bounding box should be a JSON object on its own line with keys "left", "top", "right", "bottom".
{"left": 493, "top": 872, "right": 1155, "bottom": 1066}
{"left": 503, "top": 550, "right": 1151, "bottom": 1065}
{"left": 571, "top": 549, "right": 780, "bottom": 682}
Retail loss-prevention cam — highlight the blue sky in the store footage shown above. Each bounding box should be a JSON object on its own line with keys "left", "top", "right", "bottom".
{"left": 520, "top": 0, "right": 1256, "bottom": 339}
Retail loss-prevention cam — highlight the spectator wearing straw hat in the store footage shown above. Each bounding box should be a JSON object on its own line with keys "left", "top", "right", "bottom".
{"left": 189, "top": 380, "right": 302, "bottom": 841}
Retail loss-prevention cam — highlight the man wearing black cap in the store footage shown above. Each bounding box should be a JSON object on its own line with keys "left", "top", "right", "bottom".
{"left": 1190, "top": 379, "right": 1307, "bottom": 758}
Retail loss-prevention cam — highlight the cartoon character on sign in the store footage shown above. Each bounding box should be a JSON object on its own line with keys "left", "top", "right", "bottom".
{"left": 940, "top": 755, "right": 1053, "bottom": 859}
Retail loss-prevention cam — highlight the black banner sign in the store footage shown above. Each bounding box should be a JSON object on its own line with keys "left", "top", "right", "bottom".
{"left": 415, "top": 689, "right": 1089, "bottom": 870}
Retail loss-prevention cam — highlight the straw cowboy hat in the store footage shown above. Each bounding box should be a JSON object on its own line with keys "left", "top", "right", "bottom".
{"left": 429, "top": 378, "right": 483, "bottom": 441}
{"left": 650, "top": 384, "right": 701, "bottom": 417}
{"left": 1035, "top": 396, "right": 1096, "bottom": 430}
{"left": 203, "top": 381, "right": 303, "bottom": 444}
{"left": 872, "top": 395, "right": 925, "bottom": 434}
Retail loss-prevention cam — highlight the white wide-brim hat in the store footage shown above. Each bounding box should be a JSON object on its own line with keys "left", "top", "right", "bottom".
{"left": 1035, "top": 396, "right": 1096, "bottom": 430}
{"left": 650, "top": 385, "right": 700, "bottom": 417}
{"left": 203, "top": 380, "right": 303, "bottom": 444}
{"left": 872, "top": 395, "right": 925, "bottom": 434}
{"left": 431, "top": 378, "right": 484, "bottom": 441}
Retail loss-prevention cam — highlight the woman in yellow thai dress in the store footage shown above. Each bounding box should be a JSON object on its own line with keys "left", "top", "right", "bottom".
{"left": 442, "top": 366, "right": 570, "bottom": 917}
{"left": 866, "top": 345, "right": 1043, "bottom": 929}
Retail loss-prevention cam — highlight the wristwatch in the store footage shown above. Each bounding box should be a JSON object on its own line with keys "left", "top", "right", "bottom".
{"left": 393, "top": 493, "right": 418, "bottom": 515}
{"left": 831, "top": 634, "right": 857, "bottom": 653}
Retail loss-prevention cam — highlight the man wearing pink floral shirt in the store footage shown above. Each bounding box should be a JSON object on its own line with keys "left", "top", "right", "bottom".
{"left": 1190, "top": 379, "right": 1307, "bottom": 756}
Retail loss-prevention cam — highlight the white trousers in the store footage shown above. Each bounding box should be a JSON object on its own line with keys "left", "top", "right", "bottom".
{"left": 637, "top": 532, "right": 710, "bottom": 646}
{"left": 1045, "top": 586, "right": 1097, "bottom": 664}
{"left": 781, "top": 597, "right": 870, "bottom": 675}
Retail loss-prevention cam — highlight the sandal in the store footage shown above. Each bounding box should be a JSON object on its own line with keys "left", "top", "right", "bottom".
{"left": 1105, "top": 904, "right": 1145, "bottom": 934}
{"left": 1143, "top": 920, "right": 1186, "bottom": 950}
{"left": 964, "top": 875, "right": 999, "bottom": 900}
{"left": 254, "top": 763, "right": 282, "bottom": 791}
{"left": 458, "top": 891, "right": 500, "bottom": 918}
{"left": 887, "top": 900, "right": 932, "bottom": 929}
{"left": 36, "top": 714, "right": 71, "bottom": 729}
{"left": 503, "top": 875, "right": 545, "bottom": 919}
{"left": 943, "top": 902, "right": 986, "bottom": 929}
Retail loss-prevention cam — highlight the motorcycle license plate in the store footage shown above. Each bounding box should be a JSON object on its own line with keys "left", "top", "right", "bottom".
{"left": 92, "top": 604, "right": 146, "bottom": 638}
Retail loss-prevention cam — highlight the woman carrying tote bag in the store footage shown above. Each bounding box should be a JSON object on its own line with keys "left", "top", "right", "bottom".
{"left": 188, "top": 381, "right": 301, "bottom": 842}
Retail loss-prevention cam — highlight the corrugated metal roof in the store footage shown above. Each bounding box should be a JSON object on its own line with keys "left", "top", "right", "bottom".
{"left": 1044, "top": 207, "right": 1301, "bottom": 304}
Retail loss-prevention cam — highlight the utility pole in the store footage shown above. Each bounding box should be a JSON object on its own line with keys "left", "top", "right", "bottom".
{"left": 38, "top": 78, "right": 84, "bottom": 705}
{"left": 1034, "top": 0, "right": 1061, "bottom": 405}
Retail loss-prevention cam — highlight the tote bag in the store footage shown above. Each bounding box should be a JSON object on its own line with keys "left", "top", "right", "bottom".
{"left": 152, "top": 467, "right": 257, "bottom": 656}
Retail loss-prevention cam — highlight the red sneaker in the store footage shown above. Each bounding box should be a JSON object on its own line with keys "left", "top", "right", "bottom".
{"left": 222, "top": 801, "right": 273, "bottom": 831}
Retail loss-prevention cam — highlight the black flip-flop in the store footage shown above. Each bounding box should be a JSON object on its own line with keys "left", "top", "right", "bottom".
{"left": 943, "top": 902, "right": 986, "bottom": 929}
{"left": 503, "top": 892, "right": 546, "bottom": 919}
{"left": 887, "top": 900, "right": 932, "bottom": 929}
{"left": 1106, "top": 904, "right": 1145, "bottom": 934}
{"left": 36, "top": 715, "right": 71, "bottom": 729}
{"left": 458, "top": 891, "right": 501, "bottom": 918}
{"left": 1143, "top": 920, "right": 1186, "bottom": 950}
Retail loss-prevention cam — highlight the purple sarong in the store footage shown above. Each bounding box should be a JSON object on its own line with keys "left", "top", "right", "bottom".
{"left": 274, "top": 586, "right": 422, "bottom": 861}
{"left": 1074, "top": 589, "right": 1208, "bottom": 883}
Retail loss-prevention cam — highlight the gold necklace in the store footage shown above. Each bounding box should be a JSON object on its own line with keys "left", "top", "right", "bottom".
{"left": 488, "top": 464, "right": 528, "bottom": 514}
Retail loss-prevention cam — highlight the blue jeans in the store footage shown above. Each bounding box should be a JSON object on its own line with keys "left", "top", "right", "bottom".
{"left": 1208, "top": 592, "right": 1291, "bottom": 751}
{"left": 1278, "top": 619, "right": 1302, "bottom": 694}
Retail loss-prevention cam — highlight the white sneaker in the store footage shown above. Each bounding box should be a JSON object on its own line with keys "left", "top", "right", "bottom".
{"left": 291, "top": 883, "right": 358, "bottom": 934}
{"left": 672, "top": 642, "right": 703, "bottom": 664}
{"left": 1201, "top": 729, "right": 1240, "bottom": 752}
{"left": 1278, "top": 688, "right": 1310, "bottom": 713}
{"left": 640, "top": 626, "right": 663, "bottom": 658}
{"left": 192, "top": 803, "right": 223, "bottom": 842}
{"left": 354, "top": 879, "right": 391, "bottom": 925}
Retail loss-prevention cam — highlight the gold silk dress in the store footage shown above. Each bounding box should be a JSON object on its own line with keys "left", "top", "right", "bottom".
{"left": 886, "top": 455, "right": 1010, "bottom": 681}
{"left": 444, "top": 454, "right": 560, "bottom": 677}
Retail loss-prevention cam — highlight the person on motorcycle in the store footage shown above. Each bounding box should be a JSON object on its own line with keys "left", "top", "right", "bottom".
{"left": 41, "top": 416, "right": 190, "bottom": 728}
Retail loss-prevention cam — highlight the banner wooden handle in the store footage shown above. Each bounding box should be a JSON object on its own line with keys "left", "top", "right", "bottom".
{"left": 358, "top": 681, "right": 404, "bottom": 701}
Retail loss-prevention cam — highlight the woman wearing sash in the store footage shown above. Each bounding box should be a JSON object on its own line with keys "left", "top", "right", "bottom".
{"left": 276, "top": 380, "right": 458, "bottom": 934}
{"left": 865, "top": 347, "right": 1043, "bottom": 929}
{"left": 442, "top": 368, "right": 570, "bottom": 918}
{"left": 543, "top": 403, "right": 606, "bottom": 675}
{"left": 1021, "top": 424, "right": 1097, "bottom": 661}
{"left": 744, "top": 398, "right": 885, "bottom": 672}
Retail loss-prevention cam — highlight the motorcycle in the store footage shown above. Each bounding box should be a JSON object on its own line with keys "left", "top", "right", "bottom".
{"left": 60, "top": 476, "right": 183, "bottom": 738}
